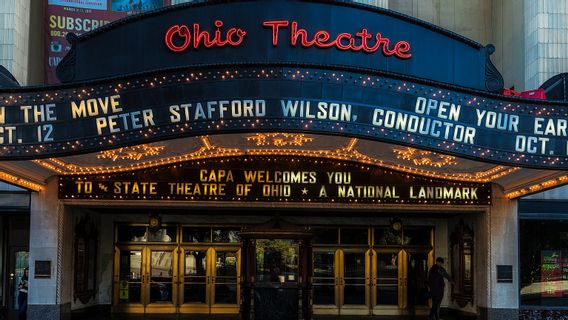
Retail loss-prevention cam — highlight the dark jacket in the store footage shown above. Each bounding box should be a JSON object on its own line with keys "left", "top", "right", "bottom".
{"left": 428, "top": 264, "right": 451, "bottom": 298}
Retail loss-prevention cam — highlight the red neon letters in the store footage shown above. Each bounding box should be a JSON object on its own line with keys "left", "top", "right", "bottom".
{"left": 164, "top": 20, "right": 412, "bottom": 60}
{"left": 164, "top": 20, "right": 247, "bottom": 52}
{"left": 262, "top": 20, "right": 411, "bottom": 59}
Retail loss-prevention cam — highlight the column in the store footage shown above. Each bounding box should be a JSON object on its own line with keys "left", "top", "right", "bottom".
{"left": 27, "top": 177, "right": 72, "bottom": 320}
{"left": 478, "top": 184, "right": 519, "bottom": 319}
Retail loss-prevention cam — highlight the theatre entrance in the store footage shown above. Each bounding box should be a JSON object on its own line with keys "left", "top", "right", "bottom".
{"left": 111, "top": 222, "right": 433, "bottom": 318}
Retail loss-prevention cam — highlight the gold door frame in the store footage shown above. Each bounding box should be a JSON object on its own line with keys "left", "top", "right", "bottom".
{"left": 372, "top": 248, "right": 405, "bottom": 315}
{"left": 338, "top": 248, "right": 372, "bottom": 316}
{"left": 144, "top": 245, "right": 179, "bottom": 314}
{"left": 209, "top": 246, "right": 241, "bottom": 314}
{"left": 112, "top": 245, "right": 178, "bottom": 314}
{"left": 312, "top": 247, "right": 371, "bottom": 316}
{"left": 113, "top": 245, "right": 145, "bottom": 314}
{"left": 371, "top": 248, "right": 433, "bottom": 316}
{"left": 179, "top": 246, "right": 212, "bottom": 314}
{"left": 179, "top": 245, "right": 241, "bottom": 314}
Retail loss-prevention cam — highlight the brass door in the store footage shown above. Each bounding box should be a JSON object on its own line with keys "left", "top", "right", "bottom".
{"left": 179, "top": 246, "right": 240, "bottom": 314}
{"left": 313, "top": 248, "right": 371, "bottom": 315}
{"left": 210, "top": 247, "right": 240, "bottom": 314}
{"left": 145, "top": 246, "right": 178, "bottom": 313}
{"left": 372, "top": 249, "right": 406, "bottom": 315}
{"left": 113, "top": 246, "right": 178, "bottom": 314}
{"left": 372, "top": 249, "right": 433, "bottom": 316}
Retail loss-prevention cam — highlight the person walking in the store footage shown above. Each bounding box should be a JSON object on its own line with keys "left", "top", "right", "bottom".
{"left": 18, "top": 268, "right": 28, "bottom": 320}
{"left": 428, "top": 257, "right": 452, "bottom": 320}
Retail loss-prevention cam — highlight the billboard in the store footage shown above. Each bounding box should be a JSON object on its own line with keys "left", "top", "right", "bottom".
{"left": 45, "top": 0, "right": 172, "bottom": 84}
{"left": 48, "top": 0, "right": 107, "bottom": 10}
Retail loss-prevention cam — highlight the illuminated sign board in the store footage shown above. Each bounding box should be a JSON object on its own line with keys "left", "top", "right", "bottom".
{"left": 163, "top": 20, "right": 412, "bottom": 59}
{"left": 0, "top": 66, "right": 566, "bottom": 169}
{"left": 58, "top": 156, "right": 491, "bottom": 205}
{"left": 3, "top": 1, "right": 567, "bottom": 170}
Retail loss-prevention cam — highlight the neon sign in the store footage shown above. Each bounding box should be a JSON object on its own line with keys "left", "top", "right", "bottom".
{"left": 262, "top": 20, "right": 411, "bottom": 58}
{"left": 164, "top": 19, "right": 411, "bottom": 59}
{"left": 164, "top": 20, "right": 247, "bottom": 52}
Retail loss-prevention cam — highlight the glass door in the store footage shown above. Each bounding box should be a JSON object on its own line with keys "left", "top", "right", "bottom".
{"left": 210, "top": 247, "right": 240, "bottom": 314}
{"left": 373, "top": 250, "right": 406, "bottom": 314}
{"left": 114, "top": 247, "right": 145, "bottom": 313}
{"left": 113, "top": 246, "right": 178, "bottom": 313}
{"left": 180, "top": 247, "right": 211, "bottom": 313}
{"left": 312, "top": 248, "right": 371, "bottom": 315}
{"left": 179, "top": 246, "right": 240, "bottom": 314}
{"left": 145, "top": 246, "right": 178, "bottom": 313}
{"left": 312, "top": 249, "right": 339, "bottom": 314}
{"left": 339, "top": 249, "right": 371, "bottom": 315}
{"left": 372, "top": 249, "right": 432, "bottom": 315}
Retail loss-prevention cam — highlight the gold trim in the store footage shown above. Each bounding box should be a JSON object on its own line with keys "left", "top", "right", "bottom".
{"left": 0, "top": 171, "right": 43, "bottom": 191}
{"left": 506, "top": 175, "right": 568, "bottom": 199}
{"left": 246, "top": 133, "right": 314, "bottom": 146}
{"left": 97, "top": 144, "right": 165, "bottom": 161}
{"left": 32, "top": 135, "right": 518, "bottom": 183}
{"left": 393, "top": 147, "right": 457, "bottom": 168}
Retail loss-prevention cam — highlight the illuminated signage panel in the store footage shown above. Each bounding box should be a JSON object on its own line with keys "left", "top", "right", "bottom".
{"left": 58, "top": 156, "right": 492, "bottom": 205}
{"left": 0, "top": 66, "right": 566, "bottom": 169}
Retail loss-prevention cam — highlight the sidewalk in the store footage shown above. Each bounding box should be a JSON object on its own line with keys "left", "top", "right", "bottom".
{"left": 67, "top": 314, "right": 474, "bottom": 320}
{"left": 0, "top": 308, "right": 475, "bottom": 320}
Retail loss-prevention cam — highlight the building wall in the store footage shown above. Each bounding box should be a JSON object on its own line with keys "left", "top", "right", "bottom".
{"left": 524, "top": 0, "right": 568, "bottom": 89}
{"left": 0, "top": 0, "right": 31, "bottom": 85}
{"left": 491, "top": 0, "right": 526, "bottom": 91}
{"left": 27, "top": 0, "right": 44, "bottom": 86}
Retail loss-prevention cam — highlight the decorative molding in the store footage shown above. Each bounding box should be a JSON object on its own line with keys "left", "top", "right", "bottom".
{"left": 484, "top": 45, "right": 504, "bottom": 93}
{"left": 96, "top": 144, "right": 165, "bottom": 161}
{"left": 32, "top": 136, "right": 519, "bottom": 183}
{"left": 392, "top": 147, "right": 457, "bottom": 168}
{"left": 55, "top": 33, "right": 78, "bottom": 83}
{"left": 246, "top": 133, "right": 314, "bottom": 147}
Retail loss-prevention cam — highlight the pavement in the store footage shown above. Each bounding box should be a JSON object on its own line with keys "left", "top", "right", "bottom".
{"left": 67, "top": 317, "right": 463, "bottom": 320}
{"left": 66, "top": 313, "right": 474, "bottom": 320}
{"left": 0, "top": 308, "right": 475, "bottom": 320}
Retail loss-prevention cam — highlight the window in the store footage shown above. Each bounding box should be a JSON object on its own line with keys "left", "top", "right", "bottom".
{"left": 520, "top": 220, "right": 568, "bottom": 306}
{"left": 312, "top": 228, "right": 339, "bottom": 245}
{"left": 340, "top": 228, "right": 368, "bottom": 245}
{"left": 116, "top": 225, "right": 176, "bottom": 243}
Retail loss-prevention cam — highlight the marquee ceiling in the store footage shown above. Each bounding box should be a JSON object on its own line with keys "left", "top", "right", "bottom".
{"left": 0, "top": 132, "right": 563, "bottom": 199}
